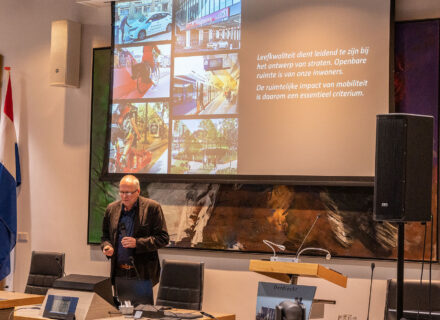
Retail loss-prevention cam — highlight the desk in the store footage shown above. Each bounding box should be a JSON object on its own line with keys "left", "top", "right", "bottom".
{"left": 14, "top": 307, "right": 235, "bottom": 320}
{"left": 0, "top": 292, "right": 45, "bottom": 309}
{"left": 97, "top": 311, "right": 235, "bottom": 320}
{"left": 0, "top": 291, "right": 45, "bottom": 320}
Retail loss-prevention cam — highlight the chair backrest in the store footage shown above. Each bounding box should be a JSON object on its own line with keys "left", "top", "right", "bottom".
{"left": 156, "top": 259, "right": 204, "bottom": 310}
{"left": 384, "top": 279, "right": 440, "bottom": 320}
{"left": 25, "top": 251, "right": 65, "bottom": 295}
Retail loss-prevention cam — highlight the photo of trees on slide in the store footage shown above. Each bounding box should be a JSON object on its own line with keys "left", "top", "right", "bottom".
{"left": 171, "top": 118, "right": 238, "bottom": 174}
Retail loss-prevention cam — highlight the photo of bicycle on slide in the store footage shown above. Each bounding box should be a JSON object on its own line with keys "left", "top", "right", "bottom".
{"left": 131, "top": 44, "right": 161, "bottom": 94}
{"left": 112, "top": 44, "right": 171, "bottom": 100}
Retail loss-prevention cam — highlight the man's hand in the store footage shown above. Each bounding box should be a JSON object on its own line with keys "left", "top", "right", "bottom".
{"left": 121, "top": 236, "right": 136, "bottom": 248}
{"left": 103, "top": 245, "right": 114, "bottom": 257}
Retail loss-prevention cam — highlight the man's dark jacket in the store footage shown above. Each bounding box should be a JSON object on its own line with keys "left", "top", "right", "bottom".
{"left": 101, "top": 196, "right": 169, "bottom": 286}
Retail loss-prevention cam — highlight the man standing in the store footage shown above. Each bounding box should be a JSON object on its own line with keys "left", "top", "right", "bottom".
{"left": 101, "top": 175, "right": 169, "bottom": 286}
{"left": 120, "top": 15, "right": 131, "bottom": 43}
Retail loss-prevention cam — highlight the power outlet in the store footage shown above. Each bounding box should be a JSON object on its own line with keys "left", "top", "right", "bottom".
{"left": 17, "top": 232, "right": 29, "bottom": 242}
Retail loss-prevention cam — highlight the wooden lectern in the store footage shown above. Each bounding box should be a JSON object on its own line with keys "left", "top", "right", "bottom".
{"left": 249, "top": 260, "right": 347, "bottom": 287}
{"left": 249, "top": 260, "right": 348, "bottom": 318}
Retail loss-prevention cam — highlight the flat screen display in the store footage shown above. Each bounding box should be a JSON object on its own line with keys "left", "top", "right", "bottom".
{"left": 107, "top": 0, "right": 391, "bottom": 182}
{"left": 51, "top": 297, "right": 71, "bottom": 314}
{"left": 43, "top": 295, "right": 78, "bottom": 320}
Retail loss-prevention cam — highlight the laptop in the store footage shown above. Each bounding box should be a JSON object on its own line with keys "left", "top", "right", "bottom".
{"left": 115, "top": 278, "right": 154, "bottom": 306}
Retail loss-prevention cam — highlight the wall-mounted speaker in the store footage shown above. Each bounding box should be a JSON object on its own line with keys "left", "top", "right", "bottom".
{"left": 374, "top": 114, "right": 433, "bottom": 222}
{"left": 50, "top": 20, "right": 81, "bottom": 87}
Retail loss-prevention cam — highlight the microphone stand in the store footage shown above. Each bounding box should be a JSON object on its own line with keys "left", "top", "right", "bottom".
{"left": 396, "top": 223, "right": 404, "bottom": 320}
{"left": 366, "top": 262, "right": 375, "bottom": 320}
{"left": 55, "top": 257, "right": 66, "bottom": 277}
{"left": 129, "top": 256, "right": 141, "bottom": 280}
{"left": 121, "top": 223, "right": 141, "bottom": 281}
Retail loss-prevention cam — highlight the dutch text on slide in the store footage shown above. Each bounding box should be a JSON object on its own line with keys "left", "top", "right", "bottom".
{"left": 255, "top": 46, "right": 370, "bottom": 101}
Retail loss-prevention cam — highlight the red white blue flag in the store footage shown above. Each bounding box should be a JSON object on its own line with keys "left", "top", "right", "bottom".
{"left": 0, "top": 70, "right": 21, "bottom": 280}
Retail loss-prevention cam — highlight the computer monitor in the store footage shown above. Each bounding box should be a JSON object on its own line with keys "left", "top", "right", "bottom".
{"left": 115, "top": 278, "right": 153, "bottom": 306}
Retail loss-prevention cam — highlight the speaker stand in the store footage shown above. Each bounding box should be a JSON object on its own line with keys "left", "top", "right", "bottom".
{"left": 397, "top": 222, "right": 405, "bottom": 320}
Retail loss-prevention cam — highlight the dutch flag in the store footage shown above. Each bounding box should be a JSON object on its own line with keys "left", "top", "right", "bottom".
{"left": 0, "top": 70, "right": 21, "bottom": 281}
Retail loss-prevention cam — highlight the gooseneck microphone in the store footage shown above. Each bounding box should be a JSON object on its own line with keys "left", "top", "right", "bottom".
{"left": 263, "top": 240, "right": 286, "bottom": 260}
{"left": 55, "top": 256, "right": 66, "bottom": 277}
{"left": 294, "top": 215, "right": 321, "bottom": 261}
{"left": 263, "top": 215, "right": 327, "bottom": 263}
{"left": 129, "top": 256, "right": 141, "bottom": 280}
{"left": 200, "top": 311, "right": 219, "bottom": 320}
{"left": 366, "top": 262, "right": 375, "bottom": 320}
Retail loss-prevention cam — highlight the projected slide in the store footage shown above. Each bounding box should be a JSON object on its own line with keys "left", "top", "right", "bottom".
{"left": 109, "top": 0, "right": 390, "bottom": 178}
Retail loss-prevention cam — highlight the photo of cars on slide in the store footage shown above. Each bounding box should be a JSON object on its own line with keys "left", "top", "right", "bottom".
{"left": 109, "top": 102, "right": 169, "bottom": 174}
{"left": 113, "top": 44, "right": 171, "bottom": 100}
{"left": 171, "top": 118, "right": 238, "bottom": 174}
{"left": 173, "top": 53, "right": 239, "bottom": 116}
{"left": 114, "top": 0, "right": 172, "bottom": 44}
{"left": 175, "top": 0, "right": 241, "bottom": 53}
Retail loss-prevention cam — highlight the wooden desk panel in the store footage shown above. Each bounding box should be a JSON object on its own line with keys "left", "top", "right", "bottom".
{"left": 0, "top": 292, "right": 45, "bottom": 309}
{"left": 14, "top": 307, "right": 235, "bottom": 320}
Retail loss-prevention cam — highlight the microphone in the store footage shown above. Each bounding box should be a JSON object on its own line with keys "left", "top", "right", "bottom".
{"left": 120, "top": 222, "right": 127, "bottom": 237}
{"left": 263, "top": 240, "right": 286, "bottom": 261}
{"left": 55, "top": 256, "right": 66, "bottom": 277}
{"left": 292, "top": 215, "right": 332, "bottom": 263}
{"left": 200, "top": 311, "right": 219, "bottom": 320}
{"left": 366, "top": 262, "right": 375, "bottom": 320}
{"left": 129, "top": 256, "right": 141, "bottom": 280}
{"left": 294, "top": 215, "right": 321, "bottom": 260}
{"left": 263, "top": 215, "right": 328, "bottom": 263}
{"left": 296, "top": 247, "right": 331, "bottom": 262}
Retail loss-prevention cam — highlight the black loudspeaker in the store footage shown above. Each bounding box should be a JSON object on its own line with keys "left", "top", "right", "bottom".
{"left": 374, "top": 114, "right": 433, "bottom": 222}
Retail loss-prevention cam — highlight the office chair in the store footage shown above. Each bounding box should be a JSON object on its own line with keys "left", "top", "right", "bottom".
{"left": 24, "top": 251, "right": 65, "bottom": 295}
{"left": 156, "top": 259, "right": 204, "bottom": 310}
{"left": 384, "top": 279, "right": 440, "bottom": 320}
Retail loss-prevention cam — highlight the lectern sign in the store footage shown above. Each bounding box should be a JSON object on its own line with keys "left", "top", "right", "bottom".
{"left": 256, "top": 282, "right": 316, "bottom": 320}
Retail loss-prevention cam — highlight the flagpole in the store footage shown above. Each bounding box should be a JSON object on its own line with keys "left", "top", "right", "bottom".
{"left": 1, "top": 66, "right": 17, "bottom": 291}
{"left": 6, "top": 67, "right": 15, "bottom": 292}
{"left": 6, "top": 67, "right": 14, "bottom": 293}
{"left": 2, "top": 67, "right": 10, "bottom": 115}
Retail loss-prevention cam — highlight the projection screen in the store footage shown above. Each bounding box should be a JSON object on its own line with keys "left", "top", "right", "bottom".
{"left": 106, "top": 0, "right": 391, "bottom": 183}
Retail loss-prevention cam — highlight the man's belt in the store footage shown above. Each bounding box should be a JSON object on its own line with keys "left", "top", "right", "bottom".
{"left": 118, "top": 263, "right": 134, "bottom": 270}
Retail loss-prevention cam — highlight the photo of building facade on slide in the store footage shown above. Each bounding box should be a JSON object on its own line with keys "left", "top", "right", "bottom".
{"left": 114, "top": 0, "right": 172, "bottom": 44}
{"left": 171, "top": 118, "right": 238, "bottom": 174}
{"left": 113, "top": 44, "right": 171, "bottom": 100}
{"left": 173, "top": 53, "right": 239, "bottom": 115}
{"left": 108, "top": 102, "right": 169, "bottom": 174}
{"left": 175, "top": 0, "right": 241, "bottom": 53}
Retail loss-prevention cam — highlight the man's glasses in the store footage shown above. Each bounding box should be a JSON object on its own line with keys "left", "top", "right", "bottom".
{"left": 119, "top": 190, "right": 138, "bottom": 196}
